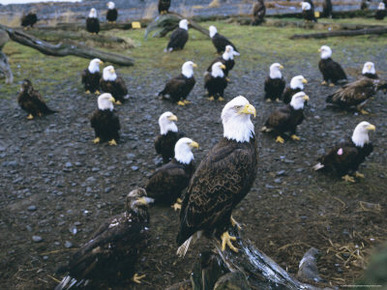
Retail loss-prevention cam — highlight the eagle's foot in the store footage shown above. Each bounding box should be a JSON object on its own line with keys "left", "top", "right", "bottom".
{"left": 359, "top": 109, "right": 369, "bottom": 115}
{"left": 218, "top": 97, "right": 225, "bottom": 102}
{"left": 355, "top": 172, "right": 365, "bottom": 179}
{"left": 265, "top": 98, "right": 272, "bottom": 103}
{"left": 85, "top": 90, "right": 91, "bottom": 95}
{"left": 342, "top": 174, "right": 355, "bottom": 183}
{"left": 208, "top": 96, "right": 215, "bottom": 101}
{"left": 27, "top": 114, "right": 34, "bottom": 120}
{"left": 177, "top": 101, "right": 185, "bottom": 106}
{"left": 183, "top": 99, "right": 191, "bottom": 104}
{"left": 321, "top": 81, "right": 328, "bottom": 86}
{"left": 115, "top": 100, "right": 122, "bottom": 105}
{"left": 93, "top": 137, "right": 101, "bottom": 144}
{"left": 171, "top": 198, "right": 183, "bottom": 211}
{"left": 95, "top": 90, "right": 101, "bottom": 95}
{"left": 275, "top": 136, "right": 285, "bottom": 143}
{"left": 275, "top": 98, "right": 281, "bottom": 103}
{"left": 221, "top": 231, "right": 238, "bottom": 253}
{"left": 231, "top": 215, "right": 242, "bottom": 230}
{"left": 290, "top": 134, "right": 300, "bottom": 141}
{"left": 226, "top": 77, "right": 230, "bottom": 82}
{"left": 108, "top": 139, "right": 117, "bottom": 146}
{"left": 329, "top": 83, "right": 335, "bottom": 87}
{"left": 132, "top": 273, "right": 146, "bottom": 284}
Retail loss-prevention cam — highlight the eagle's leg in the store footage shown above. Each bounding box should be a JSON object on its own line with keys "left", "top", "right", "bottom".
{"left": 221, "top": 231, "right": 238, "bottom": 253}
{"left": 218, "top": 97, "right": 225, "bottom": 102}
{"left": 290, "top": 134, "right": 300, "bottom": 141}
{"left": 342, "top": 174, "right": 355, "bottom": 183}
{"left": 93, "top": 137, "right": 101, "bottom": 144}
{"left": 27, "top": 114, "right": 34, "bottom": 120}
{"left": 171, "top": 198, "right": 183, "bottom": 211}
{"left": 177, "top": 101, "right": 185, "bottom": 106}
{"left": 275, "top": 136, "right": 285, "bottom": 143}
{"left": 85, "top": 90, "right": 91, "bottom": 94}
{"left": 183, "top": 99, "right": 191, "bottom": 104}
{"left": 108, "top": 139, "right": 117, "bottom": 146}
{"left": 321, "top": 80, "right": 327, "bottom": 86}
{"left": 230, "top": 215, "right": 242, "bottom": 230}
{"left": 132, "top": 273, "right": 146, "bottom": 284}
{"left": 208, "top": 96, "right": 215, "bottom": 101}
{"left": 355, "top": 171, "right": 365, "bottom": 178}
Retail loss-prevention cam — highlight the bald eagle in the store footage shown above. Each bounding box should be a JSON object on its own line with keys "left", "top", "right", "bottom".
{"left": 206, "top": 45, "right": 239, "bottom": 77}
{"left": 146, "top": 137, "right": 198, "bottom": 206}
{"left": 100, "top": 65, "right": 128, "bottom": 105}
{"left": 90, "top": 93, "right": 120, "bottom": 146}
{"left": 158, "top": 61, "right": 197, "bottom": 106}
{"left": 264, "top": 63, "right": 285, "bottom": 103}
{"left": 313, "top": 121, "right": 375, "bottom": 183}
{"left": 362, "top": 62, "right": 378, "bottom": 79}
{"left": 86, "top": 8, "right": 100, "bottom": 34}
{"left": 261, "top": 92, "right": 309, "bottom": 143}
{"left": 176, "top": 96, "right": 257, "bottom": 257}
{"left": 209, "top": 25, "right": 238, "bottom": 54}
{"left": 21, "top": 12, "right": 38, "bottom": 29}
{"left": 55, "top": 188, "right": 153, "bottom": 289}
{"left": 106, "top": 2, "right": 118, "bottom": 23}
{"left": 158, "top": 0, "right": 171, "bottom": 14}
{"left": 81, "top": 58, "right": 103, "bottom": 94}
{"left": 165, "top": 19, "right": 189, "bottom": 52}
{"left": 301, "top": 1, "right": 318, "bottom": 22}
{"left": 318, "top": 45, "right": 347, "bottom": 86}
{"left": 326, "top": 78, "right": 387, "bottom": 114}
{"left": 375, "top": 2, "right": 386, "bottom": 20}
{"left": 204, "top": 62, "right": 228, "bottom": 101}
{"left": 155, "top": 112, "right": 185, "bottom": 163}
{"left": 282, "top": 75, "right": 308, "bottom": 104}
{"left": 17, "top": 79, "right": 57, "bottom": 120}
{"left": 252, "top": 0, "right": 266, "bottom": 25}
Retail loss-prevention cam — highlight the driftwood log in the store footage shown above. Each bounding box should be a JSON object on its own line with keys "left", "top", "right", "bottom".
{"left": 290, "top": 26, "right": 387, "bottom": 39}
{"left": 0, "top": 24, "right": 134, "bottom": 66}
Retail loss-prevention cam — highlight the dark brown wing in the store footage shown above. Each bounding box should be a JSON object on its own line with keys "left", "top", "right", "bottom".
{"left": 264, "top": 105, "right": 291, "bottom": 129}
{"left": 90, "top": 110, "right": 120, "bottom": 142}
{"left": 167, "top": 28, "right": 188, "bottom": 50}
{"left": 212, "top": 33, "right": 238, "bottom": 54}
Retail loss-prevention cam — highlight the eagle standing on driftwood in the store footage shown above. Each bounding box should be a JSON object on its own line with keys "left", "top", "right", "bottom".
{"left": 165, "top": 19, "right": 189, "bottom": 52}
{"left": 158, "top": 0, "right": 171, "bottom": 14}
{"left": 176, "top": 96, "right": 257, "bottom": 257}
{"left": 106, "top": 2, "right": 118, "bottom": 23}
{"left": 252, "top": 0, "right": 266, "bottom": 25}
{"left": 86, "top": 8, "right": 100, "bottom": 34}
{"left": 21, "top": 11, "right": 38, "bottom": 29}
{"left": 300, "top": 1, "right": 318, "bottom": 22}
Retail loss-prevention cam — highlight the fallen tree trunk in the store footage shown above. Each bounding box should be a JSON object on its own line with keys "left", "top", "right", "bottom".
{"left": 0, "top": 24, "right": 134, "bottom": 66}
{"left": 290, "top": 26, "right": 387, "bottom": 39}
{"left": 38, "top": 21, "right": 150, "bottom": 32}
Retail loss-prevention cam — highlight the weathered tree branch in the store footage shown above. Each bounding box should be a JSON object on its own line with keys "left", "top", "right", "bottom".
{"left": 290, "top": 26, "right": 387, "bottom": 39}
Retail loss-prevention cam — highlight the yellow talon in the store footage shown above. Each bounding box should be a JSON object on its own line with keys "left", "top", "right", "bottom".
{"left": 321, "top": 81, "right": 327, "bottom": 86}
{"left": 183, "top": 100, "right": 191, "bottom": 104}
{"left": 115, "top": 100, "right": 122, "bottom": 105}
{"left": 226, "top": 77, "right": 230, "bottom": 82}
{"left": 218, "top": 97, "right": 225, "bottom": 102}
{"left": 359, "top": 109, "right": 369, "bottom": 115}
{"left": 230, "top": 216, "right": 241, "bottom": 230}
{"left": 177, "top": 101, "right": 185, "bottom": 106}
{"left": 132, "top": 273, "right": 146, "bottom": 284}
{"left": 85, "top": 90, "right": 91, "bottom": 94}
{"left": 329, "top": 83, "right": 335, "bottom": 87}
{"left": 275, "top": 136, "right": 285, "bottom": 143}
{"left": 95, "top": 90, "right": 101, "bottom": 95}
{"left": 27, "top": 114, "right": 34, "bottom": 120}
{"left": 275, "top": 98, "right": 281, "bottom": 103}
{"left": 93, "top": 137, "right": 101, "bottom": 144}
{"left": 108, "top": 139, "right": 117, "bottom": 146}
{"left": 355, "top": 172, "right": 365, "bottom": 178}
{"left": 290, "top": 134, "right": 300, "bottom": 141}
{"left": 208, "top": 96, "right": 215, "bottom": 101}
{"left": 221, "top": 231, "right": 238, "bottom": 253}
{"left": 265, "top": 98, "right": 272, "bottom": 103}
{"left": 342, "top": 174, "right": 355, "bottom": 183}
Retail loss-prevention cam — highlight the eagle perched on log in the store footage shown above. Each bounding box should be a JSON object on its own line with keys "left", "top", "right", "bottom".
{"left": 176, "top": 96, "right": 258, "bottom": 257}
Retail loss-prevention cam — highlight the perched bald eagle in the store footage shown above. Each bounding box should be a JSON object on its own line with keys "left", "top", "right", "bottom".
{"left": 165, "top": 19, "right": 189, "bottom": 52}
{"left": 81, "top": 58, "right": 103, "bottom": 94}
{"left": 17, "top": 79, "right": 57, "bottom": 120}
{"left": 209, "top": 25, "right": 238, "bottom": 54}
{"left": 158, "top": 61, "right": 197, "bottom": 106}
{"left": 282, "top": 75, "right": 308, "bottom": 104}
{"left": 261, "top": 92, "right": 309, "bottom": 143}
{"left": 204, "top": 62, "right": 228, "bottom": 101}
{"left": 264, "top": 63, "right": 285, "bottom": 103}
{"left": 100, "top": 65, "right": 128, "bottom": 105}
{"left": 176, "top": 96, "right": 257, "bottom": 257}
{"left": 155, "top": 112, "right": 185, "bottom": 163}
{"left": 326, "top": 78, "right": 387, "bottom": 114}
{"left": 322, "top": 0, "right": 332, "bottom": 18}
{"left": 313, "top": 121, "right": 375, "bottom": 183}
{"left": 318, "top": 45, "right": 347, "bottom": 86}
{"left": 362, "top": 62, "right": 378, "bottom": 79}
{"left": 252, "top": 0, "right": 266, "bottom": 25}
{"left": 206, "top": 45, "right": 239, "bottom": 77}
{"left": 375, "top": 2, "right": 386, "bottom": 20}
{"left": 86, "top": 8, "right": 100, "bottom": 34}
{"left": 21, "top": 11, "right": 38, "bottom": 29}
{"left": 55, "top": 188, "right": 153, "bottom": 289}
{"left": 90, "top": 93, "right": 120, "bottom": 146}
{"left": 146, "top": 137, "right": 198, "bottom": 206}
{"left": 301, "top": 1, "right": 318, "bottom": 22}
{"left": 158, "top": 0, "right": 171, "bottom": 14}
{"left": 106, "top": 2, "right": 118, "bottom": 23}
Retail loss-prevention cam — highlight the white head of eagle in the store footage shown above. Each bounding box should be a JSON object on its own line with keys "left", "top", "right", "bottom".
{"left": 89, "top": 8, "right": 98, "bottom": 18}
{"left": 290, "top": 75, "right": 308, "bottom": 89}
{"left": 352, "top": 121, "right": 375, "bottom": 147}
{"left": 378, "top": 2, "right": 385, "bottom": 10}
{"left": 223, "top": 45, "right": 239, "bottom": 60}
{"left": 362, "top": 62, "right": 375, "bottom": 75}
{"left": 182, "top": 61, "right": 197, "bottom": 78}
{"left": 158, "top": 111, "right": 178, "bottom": 135}
{"left": 97, "top": 93, "right": 115, "bottom": 111}
{"left": 319, "top": 45, "right": 332, "bottom": 59}
{"left": 211, "top": 62, "right": 226, "bottom": 78}
{"left": 209, "top": 25, "right": 217, "bottom": 38}
{"left": 179, "top": 19, "right": 189, "bottom": 30}
{"left": 269, "top": 63, "right": 283, "bottom": 79}
{"left": 290, "top": 91, "right": 309, "bottom": 110}
{"left": 301, "top": 2, "right": 312, "bottom": 11}
{"left": 221, "top": 96, "right": 256, "bottom": 143}
{"left": 88, "top": 58, "right": 102, "bottom": 73}
{"left": 103, "top": 65, "right": 117, "bottom": 81}
{"left": 107, "top": 1, "right": 115, "bottom": 9}
{"left": 174, "top": 137, "right": 199, "bottom": 164}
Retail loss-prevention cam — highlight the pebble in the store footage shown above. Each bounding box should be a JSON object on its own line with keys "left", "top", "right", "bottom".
{"left": 131, "top": 166, "right": 139, "bottom": 171}
{"left": 64, "top": 241, "right": 73, "bottom": 248}
{"left": 27, "top": 205, "right": 37, "bottom": 211}
{"left": 32, "top": 235, "right": 43, "bottom": 243}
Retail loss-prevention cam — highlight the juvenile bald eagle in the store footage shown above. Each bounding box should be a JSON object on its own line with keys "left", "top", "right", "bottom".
{"left": 146, "top": 137, "right": 198, "bottom": 206}
{"left": 326, "top": 78, "right": 387, "bottom": 114}
{"left": 204, "top": 62, "right": 228, "bottom": 101}
{"left": 313, "top": 121, "right": 375, "bottom": 182}
{"left": 206, "top": 45, "right": 239, "bottom": 77}
{"left": 158, "top": 0, "right": 171, "bottom": 14}
{"left": 318, "top": 45, "right": 347, "bottom": 86}
{"left": 301, "top": 1, "right": 318, "bottom": 22}
{"left": 21, "top": 11, "right": 38, "bottom": 29}
{"left": 209, "top": 25, "right": 238, "bottom": 54}
{"left": 106, "top": 2, "right": 118, "bottom": 23}
{"left": 81, "top": 58, "right": 103, "bottom": 94}
{"left": 282, "top": 75, "right": 308, "bottom": 104}
{"left": 362, "top": 62, "right": 378, "bottom": 79}
{"left": 375, "top": 2, "right": 386, "bottom": 20}
{"left": 155, "top": 112, "right": 185, "bottom": 163}
{"left": 100, "top": 65, "right": 128, "bottom": 105}
{"left": 90, "top": 93, "right": 120, "bottom": 146}
{"left": 158, "top": 61, "right": 197, "bottom": 106}
{"left": 261, "top": 92, "right": 309, "bottom": 143}
{"left": 176, "top": 96, "right": 257, "bottom": 257}
{"left": 86, "top": 8, "right": 100, "bottom": 34}
{"left": 17, "top": 79, "right": 57, "bottom": 120}
{"left": 165, "top": 19, "right": 189, "bottom": 52}
{"left": 252, "top": 0, "right": 266, "bottom": 25}
{"left": 264, "top": 63, "right": 285, "bottom": 103}
{"left": 55, "top": 188, "right": 153, "bottom": 289}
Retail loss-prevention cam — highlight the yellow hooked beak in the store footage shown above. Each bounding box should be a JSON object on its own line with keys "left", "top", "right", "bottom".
{"left": 109, "top": 97, "right": 116, "bottom": 103}
{"left": 189, "top": 141, "right": 199, "bottom": 149}
{"left": 303, "top": 95, "right": 310, "bottom": 101}
{"left": 367, "top": 124, "right": 376, "bottom": 131}
{"left": 110, "top": 68, "right": 115, "bottom": 73}
{"left": 192, "top": 63, "right": 198, "bottom": 68}
{"left": 280, "top": 65, "right": 284, "bottom": 69}
{"left": 220, "top": 64, "right": 226, "bottom": 70}
{"left": 318, "top": 48, "right": 321, "bottom": 52}
{"left": 99, "top": 60, "right": 104, "bottom": 64}
{"left": 367, "top": 64, "right": 372, "bottom": 70}
{"left": 168, "top": 114, "right": 178, "bottom": 122}
{"left": 137, "top": 197, "right": 154, "bottom": 205}
{"left": 302, "top": 78, "right": 308, "bottom": 84}
{"left": 240, "top": 104, "right": 256, "bottom": 118}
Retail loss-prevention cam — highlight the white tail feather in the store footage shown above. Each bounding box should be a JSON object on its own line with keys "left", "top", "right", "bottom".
{"left": 176, "top": 236, "right": 192, "bottom": 257}
{"left": 313, "top": 163, "right": 324, "bottom": 171}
